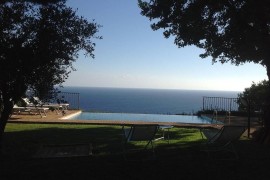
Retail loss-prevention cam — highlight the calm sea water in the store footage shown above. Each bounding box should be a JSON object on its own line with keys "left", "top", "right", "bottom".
{"left": 59, "top": 86, "right": 239, "bottom": 114}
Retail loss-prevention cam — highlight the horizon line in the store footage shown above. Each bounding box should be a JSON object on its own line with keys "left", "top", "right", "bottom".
{"left": 59, "top": 85, "right": 242, "bottom": 92}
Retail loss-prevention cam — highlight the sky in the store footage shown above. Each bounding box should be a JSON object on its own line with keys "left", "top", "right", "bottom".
{"left": 64, "top": 0, "right": 268, "bottom": 92}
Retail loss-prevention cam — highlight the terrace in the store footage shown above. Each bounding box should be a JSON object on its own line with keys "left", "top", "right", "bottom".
{"left": 3, "top": 95, "right": 267, "bottom": 179}
{"left": 2, "top": 116, "right": 270, "bottom": 180}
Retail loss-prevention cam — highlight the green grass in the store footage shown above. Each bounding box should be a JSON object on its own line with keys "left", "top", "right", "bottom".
{"left": 3, "top": 123, "right": 203, "bottom": 157}
{"left": 2, "top": 123, "right": 270, "bottom": 180}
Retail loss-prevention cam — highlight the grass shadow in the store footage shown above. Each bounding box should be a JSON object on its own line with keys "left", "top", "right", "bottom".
{"left": 2, "top": 124, "right": 270, "bottom": 179}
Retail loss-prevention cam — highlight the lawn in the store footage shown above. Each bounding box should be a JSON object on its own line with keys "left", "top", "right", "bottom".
{"left": 1, "top": 123, "right": 270, "bottom": 180}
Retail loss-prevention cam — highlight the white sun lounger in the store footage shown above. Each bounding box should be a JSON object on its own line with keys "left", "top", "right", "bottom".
{"left": 23, "top": 97, "right": 69, "bottom": 115}
{"left": 13, "top": 104, "right": 49, "bottom": 118}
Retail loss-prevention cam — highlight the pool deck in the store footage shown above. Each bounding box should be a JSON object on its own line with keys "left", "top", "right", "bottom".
{"left": 8, "top": 110, "right": 213, "bottom": 128}
{"left": 8, "top": 109, "right": 263, "bottom": 133}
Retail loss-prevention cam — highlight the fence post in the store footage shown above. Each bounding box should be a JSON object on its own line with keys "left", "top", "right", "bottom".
{"left": 203, "top": 96, "right": 205, "bottom": 111}
{"left": 78, "top": 93, "right": 80, "bottom": 110}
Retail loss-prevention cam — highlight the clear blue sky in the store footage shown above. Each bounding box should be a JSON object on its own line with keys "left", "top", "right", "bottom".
{"left": 64, "top": 0, "right": 267, "bottom": 91}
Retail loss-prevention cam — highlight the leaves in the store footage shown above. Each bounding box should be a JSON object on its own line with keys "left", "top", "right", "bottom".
{"left": 138, "top": 0, "right": 270, "bottom": 66}
{"left": 0, "top": 0, "right": 101, "bottom": 125}
{"left": 237, "top": 80, "right": 270, "bottom": 111}
{"left": 0, "top": 1, "right": 101, "bottom": 93}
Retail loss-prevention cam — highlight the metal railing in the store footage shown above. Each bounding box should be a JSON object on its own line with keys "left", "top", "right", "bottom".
{"left": 57, "top": 92, "right": 80, "bottom": 110}
{"left": 202, "top": 96, "right": 239, "bottom": 112}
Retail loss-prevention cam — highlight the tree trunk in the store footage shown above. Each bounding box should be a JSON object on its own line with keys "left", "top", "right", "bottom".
{"left": 0, "top": 97, "right": 14, "bottom": 153}
{"left": 0, "top": 80, "right": 27, "bottom": 153}
{"left": 258, "top": 64, "right": 270, "bottom": 144}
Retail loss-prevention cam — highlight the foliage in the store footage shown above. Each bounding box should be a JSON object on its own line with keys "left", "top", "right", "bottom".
{"left": 0, "top": 0, "right": 101, "bottom": 147}
{"left": 138, "top": 1, "right": 270, "bottom": 142}
{"left": 0, "top": 0, "right": 101, "bottom": 103}
{"left": 138, "top": 0, "right": 270, "bottom": 67}
{"left": 0, "top": 0, "right": 101, "bottom": 99}
{"left": 237, "top": 80, "right": 269, "bottom": 112}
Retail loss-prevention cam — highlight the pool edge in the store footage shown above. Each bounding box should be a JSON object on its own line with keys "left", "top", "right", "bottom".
{"left": 61, "top": 110, "right": 82, "bottom": 120}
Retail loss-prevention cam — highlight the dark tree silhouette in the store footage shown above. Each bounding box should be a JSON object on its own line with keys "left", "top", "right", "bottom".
{"left": 138, "top": 0, "right": 270, "bottom": 143}
{"left": 0, "top": 0, "right": 101, "bottom": 150}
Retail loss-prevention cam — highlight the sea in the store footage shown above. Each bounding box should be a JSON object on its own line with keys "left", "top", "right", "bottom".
{"left": 58, "top": 86, "right": 240, "bottom": 115}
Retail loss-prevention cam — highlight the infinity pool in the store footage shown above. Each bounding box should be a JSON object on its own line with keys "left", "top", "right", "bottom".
{"left": 64, "top": 112, "right": 216, "bottom": 124}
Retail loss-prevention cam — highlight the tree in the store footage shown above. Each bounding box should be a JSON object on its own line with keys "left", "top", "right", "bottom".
{"left": 0, "top": 0, "right": 101, "bottom": 150}
{"left": 238, "top": 80, "right": 269, "bottom": 113}
{"left": 138, "top": 0, "right": 270, "bottom": 143}
{"left": 237, "top": 80, "right": 269, "bottom": 140}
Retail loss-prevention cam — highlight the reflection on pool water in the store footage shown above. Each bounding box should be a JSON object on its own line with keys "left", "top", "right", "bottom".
{"left": 65, "top": 112, "right": 217, "bottom": 124}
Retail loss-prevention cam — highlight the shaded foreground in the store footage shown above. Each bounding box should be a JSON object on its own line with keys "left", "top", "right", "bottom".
{"left": 1, "top": 123, "right": 270, "bottom": 180}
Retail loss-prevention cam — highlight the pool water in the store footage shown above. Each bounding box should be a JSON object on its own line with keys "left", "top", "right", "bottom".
{"left": 65, "top": 112, "right": 217, "bottom": 124}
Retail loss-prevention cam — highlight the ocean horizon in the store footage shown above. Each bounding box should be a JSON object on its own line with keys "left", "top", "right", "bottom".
{"left": 59, "top": 86, "right": 240, "bottom": 114}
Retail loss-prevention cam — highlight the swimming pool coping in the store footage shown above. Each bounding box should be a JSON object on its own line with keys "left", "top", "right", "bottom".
{"left": 60, "top": 110, "right": 82, "bottom": 120}
{"left": 61, "top": 111, "right": 217, "bottom": 124}
{"left": 8, "top": 110, "right": 255, "bottom": 130}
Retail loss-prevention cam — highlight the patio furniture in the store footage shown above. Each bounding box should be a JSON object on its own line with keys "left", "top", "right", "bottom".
{"left": 122, "top": 124, "right": 159, "bottom": 160}
{"left": 13, "top": 104, "right": 49, "bottom": 118}
{"left": 200, "top": 125, "right": 246, "bottom": 159}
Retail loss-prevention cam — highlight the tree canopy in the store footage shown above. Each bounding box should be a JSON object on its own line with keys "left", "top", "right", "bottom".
{"left": 139, "top": 0, "right": 270, "bottom": 143}
{"left": 138, "top": 0, "right": 270, "bottom": 73}
{"left": 0, "top": 0, "right": 101, "bottom": 149}
{"left": 1, "top": 0, "right": 100, "bottom": 95}
{"left": 238, "top": 80, "right": 269, "bottom": 112}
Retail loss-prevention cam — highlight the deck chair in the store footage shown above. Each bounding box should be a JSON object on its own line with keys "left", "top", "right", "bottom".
{"left": 13, "top": 104, "right": 49, "bottom": 118}
{"left": 200, "top": 125, "right": 246, "bottom": 159}
{"left": 122, "top": 124, "right": 159, "bottom": 160}
{"left": 12, "top": 104, "right": 27, "bottom": 115}
{"left": 26, "top": 106, "right": 49, "bottom": 117}
{"left": 33, "top": 97, "right": 69, "bottom": 114}
{"left": 23, "top": 97, "right": 68, "bottom": 115}
{"left": 22, "top": 97, "right": 35, "bottom": 106}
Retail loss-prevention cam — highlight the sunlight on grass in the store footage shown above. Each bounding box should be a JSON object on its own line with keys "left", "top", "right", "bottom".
{"left": 3, "top": 123, "right": 270, "bottom": 180}
{"left": 4, "top": 123, "right": 204, "bottom": 158}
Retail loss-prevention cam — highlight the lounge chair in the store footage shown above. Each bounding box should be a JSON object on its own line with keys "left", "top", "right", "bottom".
{"left": 22, "top": 97, "right": 68, "bottom": 115}
{"left": 122, "top": 124, "right": 160, "bottom": 160}
{"left": 200, "top": 125, "right": 246, "bottom": 159}
{"left": 13, "top": 104, "right": 49, "bottom": 118}
{"left": 22, "top": 97, "right": 35, "bottom": 106}
{"left": 26, "top": 106, "right": 49, "bottom": 117}
{"left": 33, "top": 97, "right": 69, "bottom": 114}
{"left": 12, "top": 104, "right": 27, "bottom": 115}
